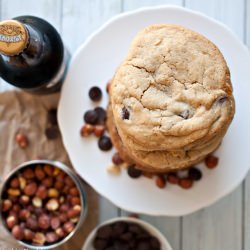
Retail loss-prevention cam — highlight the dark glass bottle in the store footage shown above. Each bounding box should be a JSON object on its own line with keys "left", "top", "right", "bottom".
{"left": 0, "top": 16, "right": 69, "bottom": 94}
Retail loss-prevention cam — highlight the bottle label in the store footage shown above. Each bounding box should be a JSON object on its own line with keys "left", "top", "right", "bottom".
{"left": 0, "top": 20, "right": 28, "bottom": 55}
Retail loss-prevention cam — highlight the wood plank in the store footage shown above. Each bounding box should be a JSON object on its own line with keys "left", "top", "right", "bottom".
{"left": 182, "top": 186, "right": 242, "bottom": 250}
{"left": 185, "top": 0, "right": 245, "bottom": 40}
{"left": 123, "top": 0, "right": 183, "bottom": 11}
{"left": 61, "top": 0, "right": 122, "bottom": 222}
{"left": 0, "top": 0, "right": 62, "bottom": 92}
{"left": 62, "top": 0, "right": 122, "bottom": 53}
{"left": 121, "top": 1, "right": 184, "bottom": 250}
{"left": 183, "top": 1, "right": 244, "bottom": 249}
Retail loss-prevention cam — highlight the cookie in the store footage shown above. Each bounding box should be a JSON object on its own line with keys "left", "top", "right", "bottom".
{"left": 107, "top": 103, "right": 224, "bottom": 172}
{"left": 110, "top": 24, "right": 235, "bottom": 152}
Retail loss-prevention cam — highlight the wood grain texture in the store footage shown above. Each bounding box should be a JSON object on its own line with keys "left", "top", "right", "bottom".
{"left": 122, "top": 0, "right": 183, "bottom": 11}
{"left": 185, "top": 0, "right": 245, "bottom": 40}
{"left": 182, "top": 186, "right": 242, "bottom": 250}
{"left": 61, "top": 0, "right": 122, "bottom": 221}
{"left": 62, "top": 0, "right": 122, "bottom": 52}
{"left": 183, "top": 1, "right": 245, "bottom": 249}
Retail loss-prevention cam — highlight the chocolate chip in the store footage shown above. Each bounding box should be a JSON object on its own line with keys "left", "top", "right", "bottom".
{"left": 137, "top": 241, "right": 151, "bottom": 250}
{"left": 127, "top": 166, "right": 142, "bottom": 179}
{"left": 122, "top": 107, "right": 130, "bottom": 120}
{"left": 93, "top": 238, "right": 108, "bottom": 250}
{"left": 178, "top": 109, "right": 189, "bottom": 119}
{"left": 47, "top": 109, "right": 58, "bottom": 126}
{"left": 98, "top": 136, "right": 113, "bottom": 151}
{"left": 128, "top": 223, "right": 143, "bottom": 235}
{"left": 45, "top": 127, "right": 60, "bottom": 140}
{"left": 84, "top": 110, "right": 99, "bottom": 125}
{"left": 113, "top": 241, "right": 130, "bottom": 250}
{"left": 89, "top": 86, "right": 102, "bottom": 102}
{"left": 150, "top": 236, "right": 161, "bottom": 249}
{"left": 120, "top": 232, "right": 133, "bottom": 241}
{"left": 188, "top": 167, "right": 202, "bottom": 181}
{"left": 94, "top": 107, "right": 107, "bottom": 124}
{"left": 96, "top": 225, "right": 113, "bottom": 239}
{"left": 112, "top": 222, "right": 127, "bottom": 237}
{"left": 218, "top": 96, "right": 228, "bottom": 104}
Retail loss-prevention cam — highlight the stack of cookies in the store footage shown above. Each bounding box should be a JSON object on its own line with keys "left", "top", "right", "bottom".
{"left": 107, "top": 24, "right": 235, "bottom": 173}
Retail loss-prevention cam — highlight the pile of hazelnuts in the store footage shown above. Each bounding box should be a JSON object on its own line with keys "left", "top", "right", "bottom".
{"left": 0, "top": 164, "right": 83, "bottom": 246}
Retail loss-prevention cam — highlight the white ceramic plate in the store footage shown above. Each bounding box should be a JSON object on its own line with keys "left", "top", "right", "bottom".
{"left": 82, "top": 217, "right": 173, "bottom": 250}
{"left": 58, "top": 5, "right": 250, "bottom": 216}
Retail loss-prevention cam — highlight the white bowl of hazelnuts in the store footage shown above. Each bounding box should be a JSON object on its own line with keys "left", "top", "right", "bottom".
{"left": 0, "top": 160, "right": 87, "bottom": 249}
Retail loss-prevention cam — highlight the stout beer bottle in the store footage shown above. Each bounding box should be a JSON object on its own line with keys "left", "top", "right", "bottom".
{"left": 0, "top": 16, "right": 69, "bottom": 94}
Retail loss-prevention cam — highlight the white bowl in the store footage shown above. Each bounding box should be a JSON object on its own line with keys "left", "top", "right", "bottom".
{"left": 82, "top": 217, "right": 172, "bottom": 250}
{"left": 58, "top": 5, "right": 250, "bottom": 216}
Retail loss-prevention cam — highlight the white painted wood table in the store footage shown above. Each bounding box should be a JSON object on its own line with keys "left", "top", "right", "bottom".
{"left": 0, "top": 1, "right": 249, "bottom": 250}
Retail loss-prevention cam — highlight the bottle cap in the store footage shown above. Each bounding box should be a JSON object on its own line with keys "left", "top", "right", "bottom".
{"left": 0, "top": 20, "right": 29, "bottom": 56}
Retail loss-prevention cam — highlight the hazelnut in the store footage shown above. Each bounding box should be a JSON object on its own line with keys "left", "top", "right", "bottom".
{"left": 67, "top": 209, "right": 79, "bottom": 219}
{"left": 71, "top": 197, "right": 81, "bottom": 206}
{"left": 33, "top": 232, "right": 46, "bottom": 246}
{"left": 59, "top": 196, "right": 65, "bottom": 204}
{"left": 32, "top": 197, "right": 42, "bottom": 208}
{"left": 22, "top": 168, "right": 35, "bottom": 179}
{"left": 7, "top": 188, "right": 20, "bottom": 197}
{"left": 35, "top": 165, "right": 46, "bottom": 180}
{"left": 65, "top": 176, "right": 74, "bottom": 187}
{"left": 43, "top": 164, "right": 53, "bottom": 176}
{"left": 15, "top": 133, "right": 29, "bottom": 149}
{"left": 26, "top": 217, "right": 38, "bottom": 230}
{"left": 2, "top": 199, "right": 12, "bottom": 212}
{"left": 18, "top": 176, "right": 26, "bottom": 190}
{"left": 63, "top": 221, "right": 75, "bottom": 234}
{"left": 53, "top": 167, "right": 61, "bottom": 176}
{"left": 55, "top": 181, "right": 64, "bottom": 190}
{"left": 24, "top": 228, "right": 34, "bottom": 241}
{"left": 48, "top": 188, "right": 59, "bottom": 198}
{"left": 107, "top": 164, "right": 121, "bottom": 175}
{"left": 46, "top": 232, "right": 59, "bottom": 243}
{"left": 51, "top": 216, "right": 61, "bottom": 230}
{"left": 55, "top": 227, "right": 65, "bottom": 238}
{"left": 12, "top": 204, "right": 21, "bottom": 213}
{"left": 167, "top": 173, "right": 179, "bottom": 184}
{"left": 179, "top": 178, "right": 193, "bottom": 189}
{"left": 70, "top": 217, "right": 79, "bottom": 223}
{"left": 12, "top": 225, "right": 24, "bottom": 240}
{"left": 24, "top": 182, "right": 37, "bottom": 196}
{"left": 56, "top": 171, "right": 66, "bottom": 181}
{"left": 8, "top": 195, "right": 18, "bottom": 203}
{"left": 106, "top": 80, "right": 111, "bottom": 93}
{"left": 19, "top": 195, "right": 30, "bottom": 205}
{"left": 205, "top": 155, "right": 219, "bottom": 169}
{"left": 155, "top": 176, "right": 167, "bottom": 189}
{"left": 59, "top": 203, "right": 69, "bottom": 212}
{"left": 62, "top": 186, "right": 70, "bottom": 194}
{"left": 38, "top": 214, "right": 50, "bottom": 230}
{"left": 94, "top": 125, "right": 105, "bottom": 137}
{"left": 36, "top": 185, "right": 47, "bottom": 200}
{"left": 10, "top": 177, "right": 19, "bottom": 188}
{"left": 112, "top": 152, "right": 124, "bottom": 165}
{"left": 46, "top": 198, "right": 59, "bottom": 211}
{"left": 34, "top": 207, "right": 45, "bottom": 216}
{"left": 19, "top": 209, "right": 31, "bottom": 220}
{"left": 6, "top": 215, "right": 18, "bottom": 229}
{"left": 69, "top": 187, "right": 79, "bottom": 197}
{"left": 80, "top": 124, "right": 94, "bottom": 137}
{"left": 59, "top": 213, "right": 68, "bottom": 223}
{"left": 42, "top": 177, "right": 53, "bottom": 188}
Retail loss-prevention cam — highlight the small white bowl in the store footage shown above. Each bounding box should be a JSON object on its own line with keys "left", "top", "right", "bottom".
{"left": 83, "top": 217, "right": 172, "bottom": 250}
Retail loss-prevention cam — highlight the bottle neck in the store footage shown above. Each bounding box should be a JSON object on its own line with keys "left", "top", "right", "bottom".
{"left": 21, "top": 23, "right": 43, "bottom": 58}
